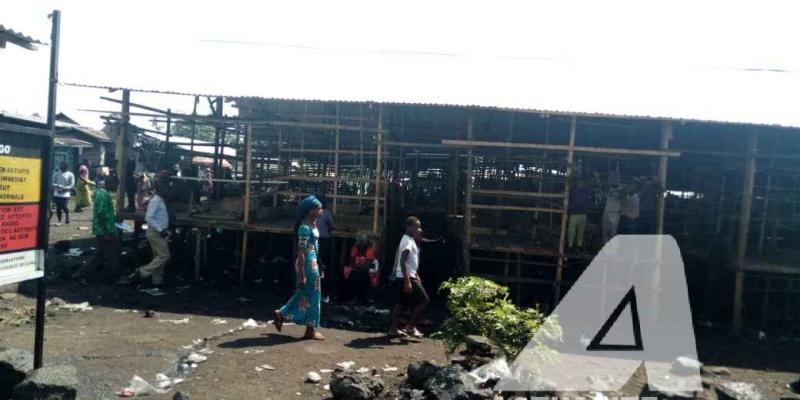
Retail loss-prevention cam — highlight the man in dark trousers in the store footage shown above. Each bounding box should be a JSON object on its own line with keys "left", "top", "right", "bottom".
{"left": 388, "top": 216, "right": 429, "bottom": 338}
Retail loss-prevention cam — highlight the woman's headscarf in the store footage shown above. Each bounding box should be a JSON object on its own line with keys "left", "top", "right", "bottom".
{"left": 79, "top": 165, "right": 89, "bottom": 179}
{"left": 297, "top": 195, "right": 322, "bottom": 222}
{"left": 355, "top": 232, "right": 370, "bottom": 248}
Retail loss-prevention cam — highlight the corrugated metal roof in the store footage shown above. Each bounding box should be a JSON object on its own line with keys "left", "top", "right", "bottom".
{"left": 0, "top": 111, "right": 111, "bottom": 142}
{"left": 54, "top": 136, "right": 93, "bottom": 147}
{"left": 141, "top": 131, "right": 237, "bottom": 157}
{"left": 0, "top": 25, "right": 45, "bottom": 50}
{"left": 65, "top": 68, "right": 800, "bottom": 130}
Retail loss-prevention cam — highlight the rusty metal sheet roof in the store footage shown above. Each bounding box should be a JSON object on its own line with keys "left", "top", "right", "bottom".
{"left": 54, "top": 136, "right": 93, "bottom": 147}
{"left": 0, "top": 25, "right": 45, "bottom": 50}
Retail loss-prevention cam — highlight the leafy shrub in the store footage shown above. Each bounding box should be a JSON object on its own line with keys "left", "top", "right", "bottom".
{"left": 434, "top": 276, "right": 561, "bottom": 361}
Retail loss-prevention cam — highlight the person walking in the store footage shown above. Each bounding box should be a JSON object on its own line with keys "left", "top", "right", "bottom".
{"left": 567, "top": 180, "right": 593, "bottom": 251}
{"left": 272, "top": 196, "right": 325, "bottom": 340}
{"left": 74, "top": 177, "right": 119, "bottom": 279}
{"left": 388, "top": 216, "right": 429, "bottom": 338}
{"left": 118, "top": 183, "right": 170, "bottom": 286}
{"left": 602, "top": 186, "right": 623, "bottom": 245}
{"left": 74, "top": 163, "right": 94, "bottom": 213}
{"left": 50, "top": 162, "right": 75, "bottom": 225}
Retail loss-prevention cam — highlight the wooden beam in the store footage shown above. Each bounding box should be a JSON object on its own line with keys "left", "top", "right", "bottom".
{"left": 278, "top": 148, "right": 378, "bottom": 155}
{"left": 333, "top": 104, "right": 341, "bottom": 215}
{"left": 373, "top": 106, "right": 383, "bottom": 233}
{"left": 471, "top": 189, "right": 565, "bottom": 199}
{"left": 442, "top": 139, "right": 681, "bottom": 157}
{"left": 115, "top": 90, "right": 130, "bottom": 213}
{"left": 239, "top": 124, "right": 254, "bottom": 286}
{"left": 464, "top": 116, "right": 474, "bottom": 275}
{"left": 555, "top": 116, "right": 576, "bottom": 301}
{"left": 656, "top": 121, "right": 673, "bottom": 234}
{"left": 733, "top": 129, "right": 758, "bottom": 334}
{"left": 470, "top": 204, "right": 564, "bottom": 213}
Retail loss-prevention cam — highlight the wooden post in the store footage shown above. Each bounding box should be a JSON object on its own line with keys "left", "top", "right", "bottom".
{"left": 758, "top": 151, "right": 776, "bottom": 254}
{"left": 464, "top": 116, "right": 474, "bottom": 275}
{"left": 190, "top": 96, "right": 198, "bottom": 163}
{"left": 164, "top": 109, "right": 172, "bottom": 166}
{"left": 115, "top": 90, "right": 130, "bottom": 214}
{"left": 733, "top": 129, "right": 758, "bottom": 334}
{"left": 239, "top": 124, "right": 254, "bottom": 286}
{"left": 373, "top": 106, "right": 383, "bottom": 233}
{"left": 333, "top": 104, "right": 340, "bottom": 214}
{"left": 555, "top": 116, "right": 577, "bottom": 302}
{"left": 656, "top": 121, "right": 672, "bottom": 234}
{"left": 194, "top": 228, "right": 202, "bottom": 282}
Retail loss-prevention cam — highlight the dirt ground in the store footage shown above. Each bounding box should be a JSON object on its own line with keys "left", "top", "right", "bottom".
{"left": 0, "top": 198, "right": 796, "bottom": 399}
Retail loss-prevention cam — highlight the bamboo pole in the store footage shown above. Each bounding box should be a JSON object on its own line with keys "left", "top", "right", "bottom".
{"left": 333, "top": 104, "right": 340, "bottom": 215}
{"left": 733, "top": 129, "right": 759, "bottom": 334}
{"left": 656, "top": 122, "right": 673, "bottom": 234}
{"left": 555, "top": 116, "right": 576, "bottom": 302}
{"left": 464, "top": 116, "right": 474, "bottom": 275}
{"left": 442, "top": 139, "right": 681, "bottom": 157}
{"left": 239, "top": 124, "right": 254, "bottom": 286}
{"left": 373, "top": 106, "right": 383, "bottom": 233}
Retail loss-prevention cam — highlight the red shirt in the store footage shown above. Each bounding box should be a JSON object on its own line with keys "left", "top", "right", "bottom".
{"left": 350, "top": 246, "right": 376, "bottom": 267}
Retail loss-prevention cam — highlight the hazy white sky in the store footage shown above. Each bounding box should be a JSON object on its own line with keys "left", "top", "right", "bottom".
{"left": 2, "top": 1, "right": 799, "bottom": 129}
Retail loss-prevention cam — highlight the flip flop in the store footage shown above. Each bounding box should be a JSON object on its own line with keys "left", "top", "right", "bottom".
{"left": 304, "top": 332, "right": 325, "bottom": 341}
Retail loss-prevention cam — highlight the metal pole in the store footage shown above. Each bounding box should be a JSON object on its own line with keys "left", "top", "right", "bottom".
{"left": 36, "top": 9, "right": 61, "bottom": 369}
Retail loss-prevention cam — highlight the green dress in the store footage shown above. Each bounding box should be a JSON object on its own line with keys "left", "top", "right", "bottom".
{"left": 92, "top": 188, "right": 115, "bottom": 236}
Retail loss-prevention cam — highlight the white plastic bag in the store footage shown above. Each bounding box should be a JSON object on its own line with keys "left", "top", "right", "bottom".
{"left": 124, "top": 375, "right": 168, "bottom": 396}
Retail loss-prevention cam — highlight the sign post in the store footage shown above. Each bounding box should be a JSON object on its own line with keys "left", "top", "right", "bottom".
{"left": 0, "top": 126, "right": 52, "bottom": 368}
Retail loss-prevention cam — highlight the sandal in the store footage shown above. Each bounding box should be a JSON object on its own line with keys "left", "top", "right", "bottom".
{"left": 304, "top": 332, "right": 325, "bottom": 341}
{"left": 272, "top": 310, "right": 283, "bottom": 332}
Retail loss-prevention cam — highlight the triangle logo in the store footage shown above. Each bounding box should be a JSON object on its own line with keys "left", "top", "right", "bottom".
{"left": 587, "top": 286, "right": 643, "bottom": 351}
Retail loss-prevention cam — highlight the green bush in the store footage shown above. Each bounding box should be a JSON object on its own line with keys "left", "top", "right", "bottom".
{"left": 434, "top": 276, "right": 562, "bottom": 361}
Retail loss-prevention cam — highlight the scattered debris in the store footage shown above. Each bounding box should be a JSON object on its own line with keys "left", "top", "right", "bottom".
{"left": 54, "top": 300, "right": 93, "bottom": 312}
{"left": 119, "top": 375, "right": 168, "bottom": 397}
{"left": 469, "top": 357, "right": 511, "bottom": 387}
{"left": 323, "top": 384, "right": 330, "bottom": 391}
{"left": 356, "top": 367, "right": 370, "bottom": 375}
{"left": 186, "top": 353, "right": 207, "bottom": 363}
{"left": 65, "top": 248, "right": 85, "bottom": 256}
{"left": 159, "top": 318, "right": 190, "bottom": 325}
{"left": 0, "top": 348, "right": 34, "bottom": 399}
{"left": 237, "top": 297, "right": 252, "bottom": 303}
{"left": 758, "top": 331, "right": 767, "bottom": 341}
{"left": 173, "top": 391, "right": 190, "bottom": 400}
{"left": 330, "top": 370, "right": 385, "bottom": 400}
{"left": 254, "top": 366, "right": 263, "bottom": 372}
{"left": 320, "top": 369, "right": 334, "bottom": 374}
{"left": 242, "top": 319, "right": 258, "bottom": 329}
{"left": 209, "top": 319, "right": 228, "bottom": 325}
{"left": 673, "top": 356, "right": 703, "bottom": 374}
{"left": 707, "top": 366, "right": 732, "bottom": 376}
{"left": 143, "top": 310, "right": 158, "bottom": 318}
{"left": 307, "top": 371, "right": 322, "bottom": 383}
{"left": 139, "top": 288, "right": 166, "bottom": 296}
{"left": 382, "top": 365, "right": 398, "bottom": 373}
{"left": 0, "top": 293, "right": 18, "bottom": 301}
{"left": 12, "top": 365, "right": 78, "bottom": 400}
{"left": 262, "top": 365, "right": 275, "bottom": 371}
{"left": 78, "top": 226, "right": 89, "bottom": 231}
{"left": 717, "top": 381, "right": 762, "bottom": 400}
{"left": 337, "top": 361, "right": 356, "bottom": 370}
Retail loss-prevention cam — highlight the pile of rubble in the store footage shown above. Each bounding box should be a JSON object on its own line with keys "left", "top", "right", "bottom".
{"left": 0, "top": 347, "right": 78, "bottom": 400}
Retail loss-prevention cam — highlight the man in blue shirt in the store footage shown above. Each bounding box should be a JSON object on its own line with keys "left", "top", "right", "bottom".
{"left": 118, "top": 183, "right": 171, "bottom": 286}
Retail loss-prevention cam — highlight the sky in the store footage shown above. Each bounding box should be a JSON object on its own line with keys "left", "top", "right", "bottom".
{"left": 2, "top": 1, "right": 800, "bottom": 130}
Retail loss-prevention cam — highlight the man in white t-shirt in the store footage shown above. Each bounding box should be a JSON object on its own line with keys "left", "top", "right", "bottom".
{"left": 388, "top": 216, "right": 429, "bottom": 338}
{"left": 50, "top": 162, "right": 75, "bottom": 225}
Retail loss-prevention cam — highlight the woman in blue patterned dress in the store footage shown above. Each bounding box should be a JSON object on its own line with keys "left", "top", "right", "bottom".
{"left": 273, "top": 196, "right": 325, "bottom": 340}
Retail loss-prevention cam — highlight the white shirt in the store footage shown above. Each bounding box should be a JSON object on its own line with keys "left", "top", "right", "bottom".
{"left": 145, "top": 194, "right": 169, "bottom": 231}
{"left": 52, "top": 171, "right": 75, "bottom": 198}
{"left": 393, "top": 234, "right": 420, "bottom": 279}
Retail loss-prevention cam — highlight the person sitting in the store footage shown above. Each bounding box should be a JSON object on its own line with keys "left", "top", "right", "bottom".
{"left": 342, "top": 233, "right": 379, "bottom": 304}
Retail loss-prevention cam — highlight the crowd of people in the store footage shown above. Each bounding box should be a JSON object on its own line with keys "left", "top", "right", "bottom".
{"left": 55, "top": 157, "right": 437, "bottom": 340}
{"left": 566, "top": 176, "right": 658, "bottom": 253}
